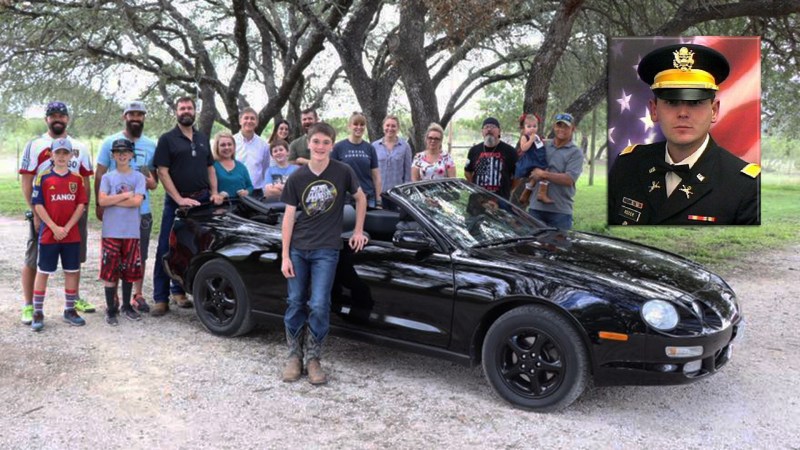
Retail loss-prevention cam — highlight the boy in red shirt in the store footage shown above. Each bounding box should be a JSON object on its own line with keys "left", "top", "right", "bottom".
{"left": 30, "top": 138, "right": 88, "bottom": 331}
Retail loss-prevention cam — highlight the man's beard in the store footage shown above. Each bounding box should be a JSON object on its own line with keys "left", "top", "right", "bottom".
{"left": 483, "top": 134, "right": 498, "bottom": 148}
{"left": 48, "top": 121, "right": 66, "bottom": 136}
{"left": 126, "top": 120, "right": 144, "bottom": 138}
{"left": 178, "top": 113, "right": 195, "bottom": 126}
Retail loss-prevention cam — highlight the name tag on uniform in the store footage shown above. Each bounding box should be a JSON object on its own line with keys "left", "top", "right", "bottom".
{"left": 618, "top": 206, "right": 641, "bottom": 223}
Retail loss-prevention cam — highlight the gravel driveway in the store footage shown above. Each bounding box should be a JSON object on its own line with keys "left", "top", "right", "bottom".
{"left": 1, "top": 216, "right": 798, "bottom": 449}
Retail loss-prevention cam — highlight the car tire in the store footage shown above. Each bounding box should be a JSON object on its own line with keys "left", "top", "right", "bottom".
{"left": 192, "top": 259, "right": 254, "bottom": 337}
{"left": 482, "top": 305, "right": 589, "bottom": 412}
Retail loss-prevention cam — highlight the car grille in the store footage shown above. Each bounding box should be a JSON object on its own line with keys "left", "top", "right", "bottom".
{"left": 674, "top": 300, "right": 726, "bottom": 335}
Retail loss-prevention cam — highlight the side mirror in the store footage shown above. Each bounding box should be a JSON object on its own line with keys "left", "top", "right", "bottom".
{"left": 393, "top": 230, "right": 435, "bottom": 251}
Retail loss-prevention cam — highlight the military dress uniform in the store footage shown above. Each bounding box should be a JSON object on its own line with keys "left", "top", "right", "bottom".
{"left": 608, "top": 139, "right": 760, "bottom": 225}
{"left": 608, "top": 42, "right": 761, "bottom": 226}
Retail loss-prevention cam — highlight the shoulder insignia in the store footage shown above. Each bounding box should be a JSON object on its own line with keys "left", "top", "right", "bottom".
{"left": 741, "top": 163, "right": 761, "bottom": 178}
{"left": 619, "top": 144, "right": 639, "bottom": 156}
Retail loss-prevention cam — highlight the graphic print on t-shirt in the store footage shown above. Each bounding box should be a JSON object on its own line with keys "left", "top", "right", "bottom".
{"left": 301, "top": 180, "right": 338, "bottom": 216}
{"left": 115, "top": 182, "right": 134, "bottom": 194}
{"left": 271, "top": 174, "right": 286, "bottom": 185}
{"left": 473, "top": 151, "right": 504, "bottom": 192}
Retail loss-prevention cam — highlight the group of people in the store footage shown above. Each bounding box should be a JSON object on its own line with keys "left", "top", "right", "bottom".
{"left": 16, "top": 41, "right": 758, "bottom": 386}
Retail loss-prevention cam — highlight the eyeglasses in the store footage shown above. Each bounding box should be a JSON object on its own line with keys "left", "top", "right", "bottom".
{"left": 426, "top": 136, "right": 442, "bottom": 141}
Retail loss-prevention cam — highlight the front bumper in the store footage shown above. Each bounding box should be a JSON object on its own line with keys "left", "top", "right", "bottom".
{"left": 594, "top": 318, "right": 744, "bottom": 386}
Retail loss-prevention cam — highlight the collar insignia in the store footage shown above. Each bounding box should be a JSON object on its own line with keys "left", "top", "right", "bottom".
{"left": 696, "top": 173, "right": 705, "bottom": 182}
{"left": 648, "top": 166, "right": 656, "bottom": 174}
{"left": 648, "top": 180, "right": 661, "bottom": 192}
{"left": 679, "top": 184, "right": 693, "bottom": 199}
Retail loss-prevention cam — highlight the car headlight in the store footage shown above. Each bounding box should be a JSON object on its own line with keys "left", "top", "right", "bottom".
{"left": 642, "top": 300, "right": 679, "bottom": 331}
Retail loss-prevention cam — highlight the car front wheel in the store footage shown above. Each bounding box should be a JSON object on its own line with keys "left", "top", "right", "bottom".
{"left": 192, "top": 259, "right": 254, "bottom": 337}
{"left": 482, "top": 305, "right": 590, "bottom": 412}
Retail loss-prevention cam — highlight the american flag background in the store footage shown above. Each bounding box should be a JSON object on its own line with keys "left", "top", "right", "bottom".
{"left": 607, "top": 36, "right": 761, "bottom": 166}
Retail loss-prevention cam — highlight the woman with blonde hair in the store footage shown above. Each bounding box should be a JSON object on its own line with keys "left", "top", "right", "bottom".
{"left": 372, "top": 114, "right": 412, "bottom": 210}
{"left": 411, "top": 123, "right": 456, "bottom": 181}
{"left": 213, "top": 131, "right": 253, "bottom": 198}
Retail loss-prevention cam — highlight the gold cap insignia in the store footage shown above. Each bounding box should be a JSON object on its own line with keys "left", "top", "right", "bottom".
{"left": 673, "top": 47, "right": 695, "bottom": 71}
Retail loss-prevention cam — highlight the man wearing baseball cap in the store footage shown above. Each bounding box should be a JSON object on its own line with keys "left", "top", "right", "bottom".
{"left": 19, "top": 101, "right": 96, "bottom": 326}
{"left": 608, "top": 43, "right": 760, "bottom": 225}
{"left": 526, "top": 113, "right": 584, "bottom": 230}
{"left": 464, "top": 117, "right": 517, "bottom": 199}
{"left": 96, "top": 100, "right": 159, "bottom": 313}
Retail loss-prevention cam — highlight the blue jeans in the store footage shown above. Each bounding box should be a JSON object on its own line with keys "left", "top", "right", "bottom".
{"left": 153, "top": 194, "right": 208, "bottom": 303}
{"left": 529, "top": 209, "right": 573, "bottom": 230}
{"left": 285, "top": 248, "right": 340, "bottom": 343}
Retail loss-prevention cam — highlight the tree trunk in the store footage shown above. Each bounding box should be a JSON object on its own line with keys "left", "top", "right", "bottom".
{"left": 391, "top": 0, "right": 439, "bottom": 153}
{"left": 523, "top": 0, "right": 586, "bottom": 126}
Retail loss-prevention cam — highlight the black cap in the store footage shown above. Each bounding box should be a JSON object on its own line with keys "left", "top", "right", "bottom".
{"left": 45, "top": 101, "right": 69, "bottom": 117}
{"left": 111, "top": 138, "right": 134, "bottom": 152}
{"left": 637, "top": 44, "right": 730, "bottom": 101}
{"left": 482, "top": 117, "right": 500, "bottom": 128}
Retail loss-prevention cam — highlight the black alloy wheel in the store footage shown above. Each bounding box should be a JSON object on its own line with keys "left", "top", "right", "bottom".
{"left": 482, "top": 305, "right": 589, "bottom": 412}
{"left": 192, "top": 259, "right": 253, "bottom": 336}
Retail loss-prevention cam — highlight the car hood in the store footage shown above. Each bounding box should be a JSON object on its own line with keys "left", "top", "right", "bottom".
{"left": 466, "top": 230, "right": 734, "bottom": 306}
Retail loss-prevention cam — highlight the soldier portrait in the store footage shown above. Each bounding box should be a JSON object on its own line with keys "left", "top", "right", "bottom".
{"left": 606, "top": 37, "right": 761, "bottom": 225}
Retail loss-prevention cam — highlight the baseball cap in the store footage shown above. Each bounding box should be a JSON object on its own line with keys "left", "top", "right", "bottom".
{"left": 52, "top": 138, "right": 72, "bottom": 153}
{"left": 111, "top": 138, "right": 135, "bottom": 152}
{"left": 482, "top": 117, "right": 500, "bottom": 128}
{"left": 555, "top": 113, "right": 574, "bottom": 126}
{"left": 123, "top": 100, "right": 147, "bottom": 115}
{"left": 45, "top": 101, "right": 69, "bottom": 117}
{"left": 637, "top": 43, "right": 730, "bottom": 101}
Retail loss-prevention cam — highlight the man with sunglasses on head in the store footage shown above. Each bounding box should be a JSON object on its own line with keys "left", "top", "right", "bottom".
{"left": 18, "top": 101, "right": 96, "bottom": 326}
{"left": 526, "top": 113, "right": 584, "bottom": 230}
{"left": 151, "top": 96, "right": 224, "bottom": 317}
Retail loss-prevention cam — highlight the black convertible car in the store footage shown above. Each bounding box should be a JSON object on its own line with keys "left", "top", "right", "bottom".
{"left": 164, "top": 179, "right": 743, "bottom": 412}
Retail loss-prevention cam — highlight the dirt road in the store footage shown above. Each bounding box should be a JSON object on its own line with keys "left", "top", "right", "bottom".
{"left": 1, "top": 216, "right": 798, "bottom": 449}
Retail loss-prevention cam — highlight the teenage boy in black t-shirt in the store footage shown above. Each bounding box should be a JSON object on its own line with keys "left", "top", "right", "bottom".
{"left": 279, "top": 122, "right": 368, "bottom": 385}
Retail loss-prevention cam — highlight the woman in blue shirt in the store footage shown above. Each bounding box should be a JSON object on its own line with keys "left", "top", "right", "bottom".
{"left": 213, "top": 131, "right": 253, "bottom": 198}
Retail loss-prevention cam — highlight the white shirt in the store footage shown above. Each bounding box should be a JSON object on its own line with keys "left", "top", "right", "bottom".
{"left": 665, "top": 134, "right": 709, "bottom": 197}
{"left": 233, "top": 132, "right": 270, "bottom": 189}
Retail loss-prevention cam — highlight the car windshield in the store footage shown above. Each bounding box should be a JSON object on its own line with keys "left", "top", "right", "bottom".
{"left": 398, "top": 180, "right": 548, "bottom": 248}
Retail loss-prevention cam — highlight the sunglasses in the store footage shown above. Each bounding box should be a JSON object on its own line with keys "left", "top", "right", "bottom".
{"left": 555, "top": 113, "right": 573, "bottom": 122}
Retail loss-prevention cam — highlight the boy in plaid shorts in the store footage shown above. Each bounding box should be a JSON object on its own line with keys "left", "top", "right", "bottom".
{"left": 30, "top": 138, "right": 88, "bottom": 332}
{"left": 97, "top": 139, "right": 146, "bottom": 325}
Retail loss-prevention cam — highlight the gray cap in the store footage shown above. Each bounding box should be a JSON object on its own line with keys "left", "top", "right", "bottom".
{"left": 51, "top": 138, "right": 72, "bottom": 153}
{"left": 123, "top": 101, "right": 147, "bottom": 115}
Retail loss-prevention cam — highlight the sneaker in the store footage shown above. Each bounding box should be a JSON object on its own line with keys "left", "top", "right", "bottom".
{"left": 171, "top": 293, "right": 193, "bottom": 309}
{"left": 74, "top": 298, "right": 97, "bottom": 313}
{"left": 21, "top": 305, "right": 34, "bottom": 325}
{"left": 131, "top": 294, "right": 150, "bottom": 313}
{"left": 151, "top": 302, "right": 170, "bottom": 317}
{"left": 105, "top": 311, "right": 119, "bottom": 326}
{"left": 63, "top": 309, "right": 86, "bottom": 326}
{"left": 31, "top": 311, "right": 44, "bottom": 332}
{"left": 121, "top": 306, "right": 141, "bottom": 321}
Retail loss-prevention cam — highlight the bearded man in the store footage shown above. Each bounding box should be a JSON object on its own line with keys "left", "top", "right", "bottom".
{"left": 95, "top": 101, "right": 159, "bottom": 313}
{"left": 151, "top": 96, "right": 223, "bottom": 316}
{"left": 464, "top": 117, "right": 517, "bottom": 199}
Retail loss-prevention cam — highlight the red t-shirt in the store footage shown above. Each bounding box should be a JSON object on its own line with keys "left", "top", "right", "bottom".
{"left": 31, "top": 169, "right": 88, "bottom": 244}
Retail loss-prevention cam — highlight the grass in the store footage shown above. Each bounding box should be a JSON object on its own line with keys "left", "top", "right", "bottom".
{"left": 2, "top": 169, "right": 798, "bottom": 272}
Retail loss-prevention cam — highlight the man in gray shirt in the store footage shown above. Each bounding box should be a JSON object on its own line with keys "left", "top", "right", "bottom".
{"left": 528, "top": 113, "right": 584, "bottom": 230}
